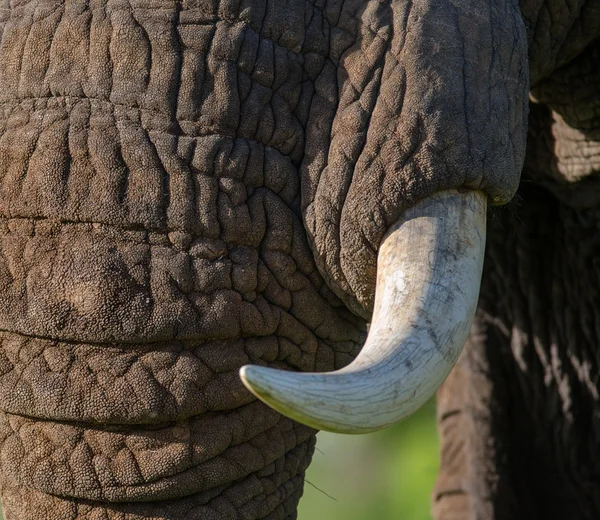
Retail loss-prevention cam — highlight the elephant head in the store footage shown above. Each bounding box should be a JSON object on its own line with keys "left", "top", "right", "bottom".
{"left": 0, "top": 1, "right": 595, "bottom": 519}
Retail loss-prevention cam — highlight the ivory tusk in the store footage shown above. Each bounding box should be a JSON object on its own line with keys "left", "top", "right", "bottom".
{"left": 239, "top": 190, "right": 487, "bottom": 434}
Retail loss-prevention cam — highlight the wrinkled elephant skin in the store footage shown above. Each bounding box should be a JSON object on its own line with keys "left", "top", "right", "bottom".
{"left": 0, "top": 1, "right": 593, "bottom": 519}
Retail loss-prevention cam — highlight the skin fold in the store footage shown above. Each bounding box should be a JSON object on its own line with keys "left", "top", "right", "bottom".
{"left": 0, "top": 0, "right": 593, "bottom": 519}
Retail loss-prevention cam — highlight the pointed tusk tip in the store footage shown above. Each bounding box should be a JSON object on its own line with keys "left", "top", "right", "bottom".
{"left": 238, "top": 364, "right": 252, "bottom": 384}
{"left": 239, "top": 365, "right": 275, "bottom": 401}
{"left": 239, "top": 364, "right": 258, "bottom": 390}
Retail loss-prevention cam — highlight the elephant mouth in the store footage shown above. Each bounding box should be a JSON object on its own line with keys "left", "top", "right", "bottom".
{"left": 0, "top": 330, "right": 340, "bottom": 504}
{"left": 0, "top": 379, "right": 317, "bottom": 504}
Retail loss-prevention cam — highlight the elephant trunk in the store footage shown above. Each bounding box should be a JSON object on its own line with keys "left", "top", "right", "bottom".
{"left": 240, "top": 189, "right": 487, "bottom": 433}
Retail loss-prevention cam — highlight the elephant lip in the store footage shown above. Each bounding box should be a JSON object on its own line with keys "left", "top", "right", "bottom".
{"left": 0, "top": 332, "right": 318, "bottom": 506}
{"left": 0, "top": 330, "right": 259, "bottom": 425}
{"left": 0, "top": 394, "right": 313, "bottom": 504}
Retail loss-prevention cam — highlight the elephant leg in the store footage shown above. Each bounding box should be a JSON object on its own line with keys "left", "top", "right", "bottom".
{"left": 434, "top": 183, "right": 600, "bottom": 520}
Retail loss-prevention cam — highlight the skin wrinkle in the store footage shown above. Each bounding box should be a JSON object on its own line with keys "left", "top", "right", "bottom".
{"left": 1, "top": 469, "right": 308, "bottom": 519}
{"left": 331, "top": 0, "right": 392, "bottom": 297}
{"left": 0, "top": 406, "right": 313, "bottom": 502}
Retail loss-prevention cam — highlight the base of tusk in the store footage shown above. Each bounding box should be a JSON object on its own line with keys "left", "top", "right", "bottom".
{"left": 240, "top": 190, "right": 487, "bottom": 434}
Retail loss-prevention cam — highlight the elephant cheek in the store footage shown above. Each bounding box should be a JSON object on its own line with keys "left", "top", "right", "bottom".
{"left": 301, "top": 0, "right": 529, "bottom": 317}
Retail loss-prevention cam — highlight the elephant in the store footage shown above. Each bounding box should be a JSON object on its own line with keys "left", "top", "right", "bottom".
{"left": 0, "top": 0, "right": 596, "bottom": 519}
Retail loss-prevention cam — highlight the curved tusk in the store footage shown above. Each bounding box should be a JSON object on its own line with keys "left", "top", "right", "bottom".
{"left": 239, "top": 189, "right": 487, "bottom": 434}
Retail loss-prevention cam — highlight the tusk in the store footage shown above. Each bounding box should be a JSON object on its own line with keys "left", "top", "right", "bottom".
{"left": 239, "top": 189, "right": 487, "bottom": 434}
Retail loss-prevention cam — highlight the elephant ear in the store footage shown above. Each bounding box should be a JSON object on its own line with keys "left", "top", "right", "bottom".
{"left": 301, "top": 0, "right": 529, "bottom": 318}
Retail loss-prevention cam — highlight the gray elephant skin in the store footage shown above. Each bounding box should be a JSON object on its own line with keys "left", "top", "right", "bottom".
{"left": 0, "top": 1, "right": 596, "bottom": 519}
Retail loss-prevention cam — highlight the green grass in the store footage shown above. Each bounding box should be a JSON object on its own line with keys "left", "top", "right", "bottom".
{"left": 298, "top": 399, "right": 439, "bottom": 520}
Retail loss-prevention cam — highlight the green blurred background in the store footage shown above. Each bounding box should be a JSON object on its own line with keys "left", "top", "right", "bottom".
{"left": 299, "top": 399, "right": 439, "bottom": 520}
{"left": 0, "top": 400, "right": 437, "bottom": 520}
